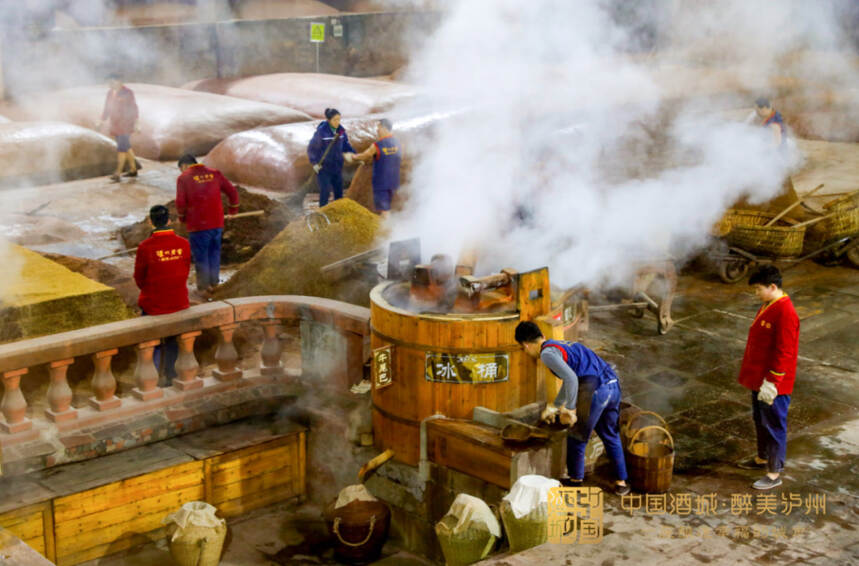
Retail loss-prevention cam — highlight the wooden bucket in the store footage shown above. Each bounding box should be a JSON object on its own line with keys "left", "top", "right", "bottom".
{"left": 626, "top": 425, "right": 674, "bottom": 493}
{"left": 620, "top": 410, "right": 667, "bottom": 447}
{"left": 324, "top": 499, "right": 391, "bottom": 564}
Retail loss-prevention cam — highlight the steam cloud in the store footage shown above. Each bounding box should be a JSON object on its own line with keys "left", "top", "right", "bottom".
{"left": 389, "top": 0, "right": 858, "bottom": 288}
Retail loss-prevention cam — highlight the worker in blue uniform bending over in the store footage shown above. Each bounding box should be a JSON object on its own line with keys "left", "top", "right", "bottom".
{"left": 307, "top": 108, "right": 357, "bottom": 207}
{"left": 355, "top": 118, "right": 402, "bottom": 219}
{"left": 515, "top": 321, "right": 630, "bottom": 495}
{"left": 755, "top": 97, "right": 786, "bottom": 147}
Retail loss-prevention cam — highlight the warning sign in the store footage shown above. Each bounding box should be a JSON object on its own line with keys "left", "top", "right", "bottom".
{"left": 310, "top": 22, "right": 325, "bottom": 43}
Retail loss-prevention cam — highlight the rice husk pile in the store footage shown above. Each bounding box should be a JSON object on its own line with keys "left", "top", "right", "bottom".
{"left": 118, "top": 186, "right": 296, "bottom": 265}
{"left": 39, "top": 252, "right": 139, "bottom": 309}
{"left": 213, "top": 198, "right": 381, "bottom": 305}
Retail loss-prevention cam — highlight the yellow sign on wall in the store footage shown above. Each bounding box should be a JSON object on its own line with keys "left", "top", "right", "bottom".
{"left": 373, "top": 345, "right": 393, "bottom": 390}
{"left": 310, "top": 22, "right": 325, "bottom": 43}
{"left": 424, "top": 352, "right": 509, "bottom": 384}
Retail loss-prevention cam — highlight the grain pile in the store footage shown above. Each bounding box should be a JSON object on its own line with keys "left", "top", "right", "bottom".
{"left": 118, "top": 186, "right": 296, "bottom": 265}
{"left": 213, "top": 198, "right": 381, "bottom": 305}
{"left": 0, "top": 244, "right": 134, "bottom": 343}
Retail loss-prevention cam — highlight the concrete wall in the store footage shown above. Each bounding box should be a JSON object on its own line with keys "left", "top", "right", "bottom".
{"left": 0, "top": 11, "right": 440, "bottom": 99}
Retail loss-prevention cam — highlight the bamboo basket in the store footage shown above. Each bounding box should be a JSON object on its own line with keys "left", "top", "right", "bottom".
{"left": 168, "top": 523, "right": 227, "bottom": 566}
{"left": 725, "top": 222, "right": 806, "bottom": 257}
{"left": 499, "top": 499, "right": 547, "bottom": 553}
{"left": 626, "top": 425, "right": 674, "bottom": 494}
{"left": 806, "top": 206, "right": 859, "bottom": 244}
{"left": 435, "top": 514, "right": 497, "bottom": 566}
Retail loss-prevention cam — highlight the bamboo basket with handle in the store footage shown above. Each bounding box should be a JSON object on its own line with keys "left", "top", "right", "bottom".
{"left": 620, "top": 410, "right": 667, "bottom": 447}
{"left": 626, "top": 425, "right": 674, "bottom": 493}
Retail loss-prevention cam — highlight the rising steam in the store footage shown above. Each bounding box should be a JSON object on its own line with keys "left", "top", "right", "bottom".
{"left": 389, "top": 0, "right": 858, "bottom": 287}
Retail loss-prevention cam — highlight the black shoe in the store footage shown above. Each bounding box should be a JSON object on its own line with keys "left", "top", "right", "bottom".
{"left": 752, "top": 475, "right": 782, "bottom": 490}
{"left": 109, "top": 174, "right": 121, "bottom": 183}
{"left": 560, "top": 478, "right": 583, "bottom": 488}
{"left": 615, "top": 483, "right": 631, "bottom": 496}
{"left": 122, "top": 170, "right": 137, "bottom": 177}
{"left": 737, "top": 457, "right": 767, "bottom": 470}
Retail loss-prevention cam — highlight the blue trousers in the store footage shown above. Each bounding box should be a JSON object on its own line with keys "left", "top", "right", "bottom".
{"left": 141, "top": 311, "right": 178, "bottom": 384}
{"left": 752, "top": 391, "right": 791, "bottom": 473}
{"left": 567, "top": 380, "right": 628, "bottom": 481}
{"left": 189, "top": 228, "right": 222, "bottom": 290}
{"left": 317, "top": 169, "right": 343, "bottom": 207}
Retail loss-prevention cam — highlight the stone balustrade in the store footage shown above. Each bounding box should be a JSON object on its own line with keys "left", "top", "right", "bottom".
{"left": 0, "top": 296, "right": 370, "bottom": 453}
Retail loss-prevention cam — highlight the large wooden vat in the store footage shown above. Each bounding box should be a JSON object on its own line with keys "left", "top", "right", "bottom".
{"left": 370, "top": 271, "right": 549, "bottom": 466}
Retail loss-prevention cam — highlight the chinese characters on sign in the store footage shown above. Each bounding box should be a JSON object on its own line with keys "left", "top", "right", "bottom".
{"left": 424, "top": 352, "right": 509, "bottom": 384}
{"left": 372, "top": 345, "right": 393, "bottom": 390}
{"left": 618, "top": 492, "right": 826, "bottom": 517}
{"left": 547, "top": 487, "right": 603, "bottom": 545}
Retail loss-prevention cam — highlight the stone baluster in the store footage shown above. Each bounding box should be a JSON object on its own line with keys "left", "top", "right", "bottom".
{"left": 46, "top": 358, "right": 78, "bottom": 422}
{"left": 213, "top": 323, "right": 242, "bottom": 381}
{"left": 174, "top": 331, "right": 204, "bottom": 391}
{"left": 132, "top": 340, "right": 164, "bottom": 400}
{"left": 260, "top": 319, "right": 284, "bottom": 377}
{"left": 1, "top": 368, "right": 32, "bottom": 433}
{"left": 89, "top": 348, "right": 121, "bottom": 411}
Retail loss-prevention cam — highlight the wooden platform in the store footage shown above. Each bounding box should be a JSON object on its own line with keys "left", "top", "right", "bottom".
{"left": 0, "top": 418, "right": 306, "bottom": 565}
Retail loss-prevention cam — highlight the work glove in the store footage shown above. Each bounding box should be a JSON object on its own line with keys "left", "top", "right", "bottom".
{"left": 758, "top": 380, "right": 778, "bottom": 405}
{"left": 559, "top": 407, "right": 577, "bottom": 427}
{"left": 540, "top": 405, "right": 559, "bottom": 424}
{"left": 344, "top": 152, "right": 356, "bottom": 164}
{"left": 313, "top": 163, "right": 322, "bottom": 174}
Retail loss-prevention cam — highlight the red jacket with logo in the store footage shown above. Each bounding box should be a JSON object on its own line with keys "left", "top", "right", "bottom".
{"left": 101, "top": 86, "right": 138, "bottom": 136}
{"left": 134, "top": 229, "right": 191, "bottom": 315}
{"left": 176, "top": 164, "right": 239, "bottom": 232}
{"left": 738, "top": 295, "right": 799, "bottom": 395}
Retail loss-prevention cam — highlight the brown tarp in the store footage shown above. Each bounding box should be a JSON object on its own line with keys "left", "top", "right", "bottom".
{"left": 204, "top": 110, "right": 446, "bottom": 194}
{"left": 0, "top": 122, "right": 116, "bottom": 189}
{"left": 232, "top": 0, "right": 339, "bottom": 19}
{"left": 5, "top": 84, "right": 311, "bottom": 160}
{"left": 184, "top": 73, "right": 417, "bottom": 119}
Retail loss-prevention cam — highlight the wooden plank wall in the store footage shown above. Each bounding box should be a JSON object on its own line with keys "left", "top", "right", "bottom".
{"left": 0, "top": 431, "right": 305, "bottom": 565}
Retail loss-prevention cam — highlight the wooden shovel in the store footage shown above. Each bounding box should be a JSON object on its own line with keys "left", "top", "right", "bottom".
{"left": 791, "top": 211, "right": 839, "bottom": 229}
{"left": 764, "top": 184, "right": 824, "bottom": 227}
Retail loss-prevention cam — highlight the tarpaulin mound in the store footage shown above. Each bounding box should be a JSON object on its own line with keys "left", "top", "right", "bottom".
{"left": 0, "top": 122, "right": 116, "bottom": 189}
{"left": 6, "top": 84, "right": 311, "bottom": 160}
{"left": 205, "top": 110, "right": 445, "bottom": 194}
{"left": 213, "top": 198, "right": 381, "bottom": 306}
{"left": 119, "top": 186, "right": 296, "bottom": 265}
{"left": 232, "top": 0, "right": 339, "bottom": 19}
{"left": 184, "top": 73, "right": 417, "bottom": 119}
{"left": 0, "top": 243, "right": 134, "bottom": 343}
{"left": 204, "top": 117, "right": 380, "bottom": 193}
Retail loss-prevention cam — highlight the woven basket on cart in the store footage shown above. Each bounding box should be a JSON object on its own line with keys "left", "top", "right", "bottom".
{"left": 625, "top": 425, "right": 674, "bottom": 494}
{"left": 806, "top": 206, "right": 859, "bottom": 244}
{"left": 725, "top": 210, "right": 805, "bottom": 257}
{"left": 712, "top": 209, "right": 771, "bottom": 237}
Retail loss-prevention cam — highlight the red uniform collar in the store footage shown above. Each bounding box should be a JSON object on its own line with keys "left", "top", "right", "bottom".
{"left": 152, "top": 228, "right": 174, "bottom": 236}
{"left": 762, "top": 110, "right": 777, "bottom": 125}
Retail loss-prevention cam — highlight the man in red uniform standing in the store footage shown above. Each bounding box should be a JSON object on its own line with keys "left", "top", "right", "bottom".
{"left": 97, "top": 74, "right": 139, "bottom": 182}
{"left": 736, "top": 265, "right": 799, "bottom": 490}
{"left": 134, "top": 205, "right": 191, "bottom": 383}
{"left": 175, "top": 154, "right": 239, "bottom": 294}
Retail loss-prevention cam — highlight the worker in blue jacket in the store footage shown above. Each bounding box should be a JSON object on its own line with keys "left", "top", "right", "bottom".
{"left": 307, "top": 108, "right": 357, "bottom": 207}
{"left": 515, "top": 321, "right": 631, "bottom": 495}
{"left": 354, "top": 118, "right": 402, "bottom": 218}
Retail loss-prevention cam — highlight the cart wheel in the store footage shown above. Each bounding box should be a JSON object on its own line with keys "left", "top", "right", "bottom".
{"left": 847, "top": 245, "right": 859, "bottom": 269}
{"left": 718, "top": 259, "right": 749, "bottom": 283}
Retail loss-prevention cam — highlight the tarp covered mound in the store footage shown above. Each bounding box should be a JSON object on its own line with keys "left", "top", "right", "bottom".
{"left": 204, "top": 117, "right": 380, "bottom": 193}
{"left": 0, "top": 122, "right": 116, "bottom": 189}
{"left": 6, "top": 84, "right": 311, "bottom": 160}
{"left": 213, "top": 198, "right": 380, "bottom": 305}
{"left": 205, "top": 110, "right": 445, "bottom": 193}
{"left": 118, "top": 185, "right": 296, "bottom": 264}
{"left": 232, "top": 0, "right": 339, "bottom": 18}
{"left": 184, "top": 73, "right": 417, "bottom": 119}
{"left": 0, "top": 243, "right": 134, "bottom": 343}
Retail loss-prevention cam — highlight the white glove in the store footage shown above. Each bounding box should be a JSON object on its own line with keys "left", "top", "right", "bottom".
{"left": 559, "top": 407, "right": 577, "bottom": 427}
{"left": 758, "top": 380, "right": 778, "bottom": 405}
{"left": 540, "top": 405, "right": 559, "bottom": 423}
{"left": 313, "top": 163, "right": 322, "bottom": 174}
{"left": 344, "top": 152, "right": 356, "bottom": 164}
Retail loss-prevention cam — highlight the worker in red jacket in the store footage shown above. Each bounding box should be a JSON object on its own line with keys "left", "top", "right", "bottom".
{"left": 97, "top": 74, "right": 139, "bottom": 182}
{"left": 134, "top": 205, "right": 191, "bottom": 383}
{"left": 736, "top": 265, "right": 799, "bottom": 490}
{"left": 175, "top": 154, "right": 239, "bottom": 294}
